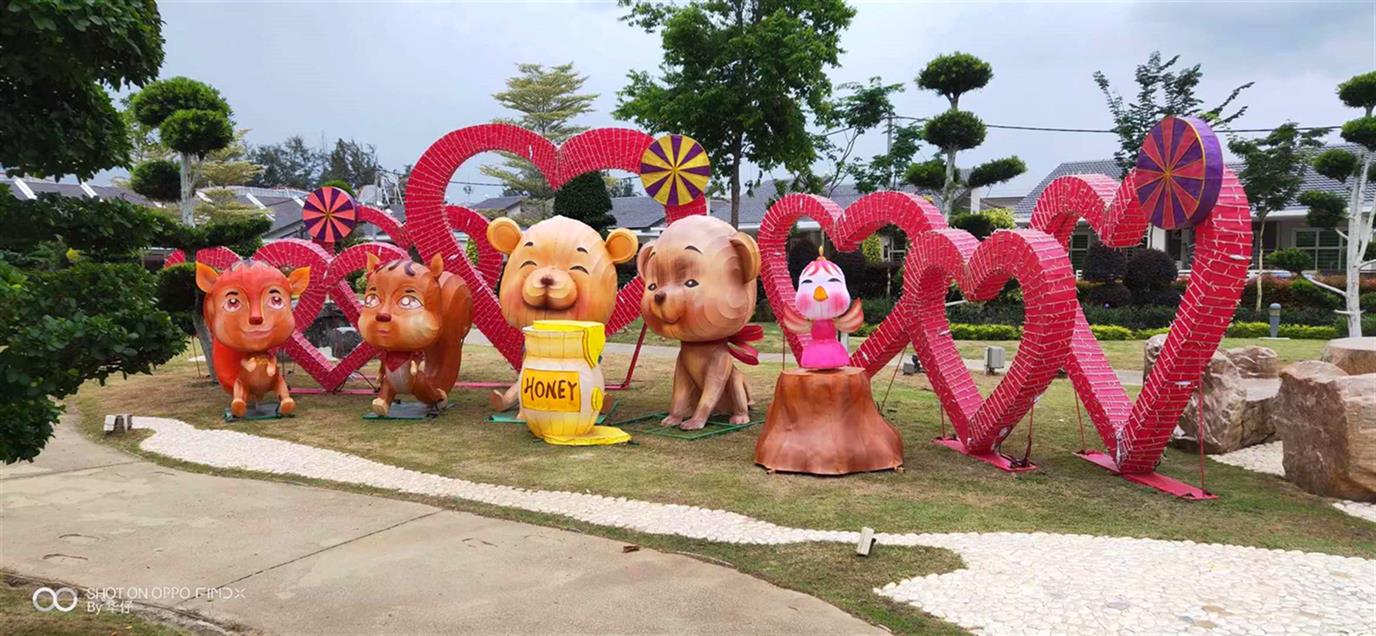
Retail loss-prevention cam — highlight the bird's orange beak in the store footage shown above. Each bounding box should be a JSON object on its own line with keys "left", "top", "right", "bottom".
{"left": 813, "top": 286, "right": 828, "bottom": 301}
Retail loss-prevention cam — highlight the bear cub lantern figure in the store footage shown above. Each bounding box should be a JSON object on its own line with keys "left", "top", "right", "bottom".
{"left": 779, "top": 254, "right": 864, "bottom": 369}
{"left": 637, "top": 216, "right": 764, "bottom": 430}
{"left": 358, "top": 253, "right": 474, "bottom": 416}
{"left": 196, "top": 260, "right": 311, "bottom": 419}
{"left": 485, "top": 215, "right": 640, "bottom": 412}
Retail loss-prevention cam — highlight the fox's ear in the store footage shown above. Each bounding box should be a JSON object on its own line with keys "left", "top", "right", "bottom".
{"left": 366, "top": 252, "right": 380, "bottom": 275}
{"left": 288, "top": 267, "right": 311, "bottom": 297}
{"left": 604, "top": 228, "right": 639, "bottom": 264}
{"left": 486, "top": 217, "right": 523, "bottom": 255}
{"left": 195, "top": 262, "right": 220, "bottom": 293}
{"left": 428, "top": 253, "right": 445, "bottom": 278}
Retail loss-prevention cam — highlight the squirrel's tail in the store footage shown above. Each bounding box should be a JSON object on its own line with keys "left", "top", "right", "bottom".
{"left": 421, "top": 271, "right": 474, "bottom": 392}
{"left": 211, "top": 338, "right": 243, "bottom": 394}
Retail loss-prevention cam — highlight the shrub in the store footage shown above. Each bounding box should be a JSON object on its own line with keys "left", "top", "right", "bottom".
{"left": 950, "top": 323, "right": 1021, "bottom": 340}
{"left": 1082, "top": 244, "right": 1125, "bottom": 283}
{"left": 1141, "top": 287, "right": 1182, "bottom": 307}
{"left": 1289, "top": 278, "right": 1341, "bottom": 309}
{"left": 1084, "top": 282, "right": 1133, "bottom": 307}
{"left": 1123, "top": 248, "right": 1177, "bottom": 292}
{"left": 862, "top": 297, "right": 895, "bottom": 324}
{"left": 1361, "top": 291, "right": 1376, "bottom": 310}
{"left": 156, "top": 263, "right": 197, "bottom": 335}
{"left": 787, "top": 236, "right": 819, "bottom": 282}
{"left": 1227, "top": 322, "right": 1270, "bottom": 338}
{"left": 1133, "top": 327, "right": 1171, "bottom": 339}
{"left": 1278, "top": 324, "right": 1339, "bottom": 339}
{"left": 950, "top": 212, "right": 995, "bottom": 239}
{"left": 1081, "top": 303, "right": 1179, "bottom": 329}
{"left": 1265, "top": 248, "right": 1312, "bottom": 274}
{"left": 1090, "top": 324, "right": 1133, "bottom": 341}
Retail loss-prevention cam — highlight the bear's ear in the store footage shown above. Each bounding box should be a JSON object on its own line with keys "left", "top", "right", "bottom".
{"left": 486, "top": 217, "right": 523, "bottom": 255}
{"left": 636, "top": 243, "right": 655, "bottom": 276}
{"left": 287, "top": 267, "right": 311, "bottom": 297}
{"left": 365, "top": 252, "right": 380, "bottom": 275}
{"left": 730, "top": 232, "right": 760, "bottom": 283}
{"left": 428, "top": 253, "right": 445, "bottom": 279}
{"left": 195, "top": 262, "right": 220, "bottom": 293}
{"left": 604, "top": 228, "right": 639, "bottom": 265}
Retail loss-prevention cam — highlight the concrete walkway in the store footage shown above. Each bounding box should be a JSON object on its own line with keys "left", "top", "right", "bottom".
{"left": 0, "top": 417, "right": 878, "bottom": 635}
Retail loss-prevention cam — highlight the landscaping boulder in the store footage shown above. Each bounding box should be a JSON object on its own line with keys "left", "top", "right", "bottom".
{"left": 1226, "top": 345, "right": 1279, "bottom": 379}
{"left": 1271, "top": 361, "right": 1376, "bottom": 501}
{"left": 1322, "top": 337, "right": 1376, "bottom": 375}
{"left": 330, "top": 326, "right": 362, "bottom": 358}
{"left": 1168, "top": 349, "right": 1275, "bottom": 454}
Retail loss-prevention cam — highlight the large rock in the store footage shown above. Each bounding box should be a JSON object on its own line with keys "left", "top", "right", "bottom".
{"left": 1147, "top": 336, "right": 1277, "bottom": 453}
{"left": 1322, "top": 337, "right": 1376, "bottom": 375}
{"left": 1226, "top": 345, "right": 1279, "bottom": 378}
{"left": 1271, "top": 361, "right": 1376, "bottom": 501}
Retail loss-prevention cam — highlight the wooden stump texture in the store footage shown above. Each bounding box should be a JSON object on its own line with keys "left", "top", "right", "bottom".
{"left": 755, "top": 367, "right": 904, "bottom": 475}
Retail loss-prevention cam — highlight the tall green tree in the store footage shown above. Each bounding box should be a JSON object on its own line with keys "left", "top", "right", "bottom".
{"left": 1094, "top": 51, "right": 1252, "bottom": 175}
{"left": 249, "top": 135, "right": 325, "bottom": 190}
{"left": 0, "top": 0, "right": 164, "bottom": 179}
{"left": 481, "top": 63, "right": 597, "bottom": 206}
{"left": 129, "top": 77, "right": 235, "bottom": 225}
{"left": 1299, "top": 71, "right": 1376, "bottom": 337}
{"left": 320, "top": 138, "right": 381, "bottom": 192}
{"left": 804, "top": 78, "right": 909, "bottom": 197}
{"left": 1228, "top": 123, "right": 1327, "bottom": 310}
{"left": 552, "top": 172, "right": 617, "bottom": 234}
{"left": 905, "top": 52, "right": 1025, "bottom": 217}
{"left": 616, "top": 0, "right": 856, "bottom": 228}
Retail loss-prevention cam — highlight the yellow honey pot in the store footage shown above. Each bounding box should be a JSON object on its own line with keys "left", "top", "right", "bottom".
{"left": 519, "top": 320, "right": 629, "bottom": 446}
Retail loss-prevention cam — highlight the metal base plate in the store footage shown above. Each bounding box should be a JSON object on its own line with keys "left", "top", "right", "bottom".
{"left": 1077, "top": 450, "right": 1216, "bottom": 500}
{"left": 363, "top": 401, "right": 446, "bottom": 420}
{"left": 932, "top": 437, "right": 1038, "bottom": 473}
{"left": 223, "top": 403, "right": 289, "bottom": 421}
{"left": 615, "top": 412, "right": 763, "bottom": 440}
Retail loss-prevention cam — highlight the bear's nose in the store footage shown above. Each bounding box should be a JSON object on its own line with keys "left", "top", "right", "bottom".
{"left": 654, "top": 291, "right": 666, "bottom": 304}
{"left": 540, "top": 274, "right": 555, "bottom": 287}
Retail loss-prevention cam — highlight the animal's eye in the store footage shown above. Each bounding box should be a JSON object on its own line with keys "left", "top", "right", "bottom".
{"left": 570, "top": 265, "right": 589, "bottom": 274}
{"left": 363, "top": 294, "right": 380, "bottom": 308}
{"left": 646, "top": 283, "right": 657, "bottom": 291}
{"left": 684, "top": 279, "right": 699, "bottom": 288}
{"left": 268, "top": 293, "right": 286, "bottom": 309}
{"left": 827, "top": 278, "right": 840, "bottom": 283}
{"left": 223, "top": 297, "right": 241, "bottom": 312}
{"left": 801, "top": 279, "right": 812, "bottom": 284}
{"left": 398, "top": 295, "right": 423, "bottom": 309}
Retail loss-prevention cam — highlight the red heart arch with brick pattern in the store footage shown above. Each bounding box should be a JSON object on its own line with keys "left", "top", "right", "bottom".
{"left": 1030, "top": 170, "right": 1251, "bottom": 473}
{"left": 403, "top": 123, "right": 706, "bottom": 367}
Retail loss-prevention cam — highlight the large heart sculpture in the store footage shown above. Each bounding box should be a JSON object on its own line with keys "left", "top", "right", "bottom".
{"left": 403, "top": 124, "right": 707, "bottom": 367}
{"left": 906, "top": 228, "right": 1078, "bottom": 454}
{"left": 758, "top": 192, "right": 947, "bottom": 376}
{"left": 1030, "top": 170, "right": 1251, "bottom": 474}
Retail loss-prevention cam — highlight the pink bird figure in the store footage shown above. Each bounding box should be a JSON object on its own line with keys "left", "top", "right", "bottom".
{"left": 780, "top": 256, "right": 864, "bottom": 370}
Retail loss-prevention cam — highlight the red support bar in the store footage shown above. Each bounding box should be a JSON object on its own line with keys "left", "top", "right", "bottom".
{"left": 933, "top": 437, "right": 1039, "bottom": 473}
{"left": 1076, "top": 450, "right": 1217, "bottom": 500}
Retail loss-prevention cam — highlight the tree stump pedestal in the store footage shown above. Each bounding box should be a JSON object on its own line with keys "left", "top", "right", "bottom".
{"left": 755, "top": 367, "right": 904, "bottom": 475}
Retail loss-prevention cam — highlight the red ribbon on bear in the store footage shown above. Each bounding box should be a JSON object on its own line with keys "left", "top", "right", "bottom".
{"left": 724, "top": 324, "right": 765, "bottom": 366}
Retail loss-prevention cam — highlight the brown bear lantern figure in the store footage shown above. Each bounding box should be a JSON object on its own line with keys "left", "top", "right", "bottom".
{"left": 486, "top": 215, "right": 640, "bottom": 412}
{"left": 637, "top": 216, "right": 763, "bottom": 430}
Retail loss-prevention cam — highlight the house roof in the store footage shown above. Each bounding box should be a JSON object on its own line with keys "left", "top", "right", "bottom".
{"left": 610, "top": 196, "right": 667, "bottom": 229}
{"left": 4, "top": 176, "right": 161, "bottom": 207}
{"left": 472, "top": 195, "right": 524, "bottom": 211}
{"left": 1011, "top": 145, "right": 1375, "bottom": 219}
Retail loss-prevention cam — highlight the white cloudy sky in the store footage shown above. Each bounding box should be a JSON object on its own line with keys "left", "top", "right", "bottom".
{"left": 142, "top": 0, "right": 1374, "bottom": 201}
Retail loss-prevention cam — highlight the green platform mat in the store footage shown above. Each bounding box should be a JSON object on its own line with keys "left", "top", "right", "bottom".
{"left": 363, "top": 401, "right": 448, "bottom": 420}
{"left": 612, "top": 412, "right": 762, "bottom": 440}
{"left": 223, "top": 403, "right": 291, "bottom": 422}
{"left": 487, "top": 400, "right": 618, "bottom": 425}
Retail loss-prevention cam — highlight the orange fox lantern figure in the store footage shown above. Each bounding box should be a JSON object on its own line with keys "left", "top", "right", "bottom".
{"left": 196, "top": 260, "right": 311, "bottom": 418}
{"left": 358, "top": 253, "right": 474, "bottom": 415}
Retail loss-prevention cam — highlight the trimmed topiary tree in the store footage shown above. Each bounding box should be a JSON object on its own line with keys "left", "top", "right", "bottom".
{"left": 129, "top": 77, "right": 235, "bottom": 226}
{"left": 1265, "top": 247, "right": 1313, "bottom": 274}
{"left": 552, "top": 171, "right": 616, "bottom": 235}
{"left": 1082, "top": 243, "right": 1126, "bottom": 283}
{"left": 1123, "top": 248, "right": 1178, "bottom": 304}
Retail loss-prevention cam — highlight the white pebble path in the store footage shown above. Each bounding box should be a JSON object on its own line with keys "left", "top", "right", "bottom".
{"left": 1214, "top": 441, "right": 1376, "bottom": 524}
{"left": 133, "top": 416, "right": 1375, "bottom": 635}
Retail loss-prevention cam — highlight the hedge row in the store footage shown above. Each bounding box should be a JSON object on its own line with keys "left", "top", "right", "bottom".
{"left": 851, "top": 321, "right": 1344, "bottom": 341}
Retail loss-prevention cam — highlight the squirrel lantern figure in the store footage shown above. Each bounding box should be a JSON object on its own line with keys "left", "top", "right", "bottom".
{"left": 196, "top": 260, "right": 311, "bottom": 418}
{"left": 485, "top": 215, "right": 640, "bottom": 412}
{"left": 778, "top": 254, "right": 864, "bottom": 370}
{"left": 637, "top": 216, "right": 764, "bottom": 430}
{"left": 358, "top": 253, "right": 474, "bottom": 415}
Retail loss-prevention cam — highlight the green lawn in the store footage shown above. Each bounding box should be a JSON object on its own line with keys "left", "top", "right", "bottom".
{"left": 76, "top": 337, "right": 1372, "bottom": 634}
